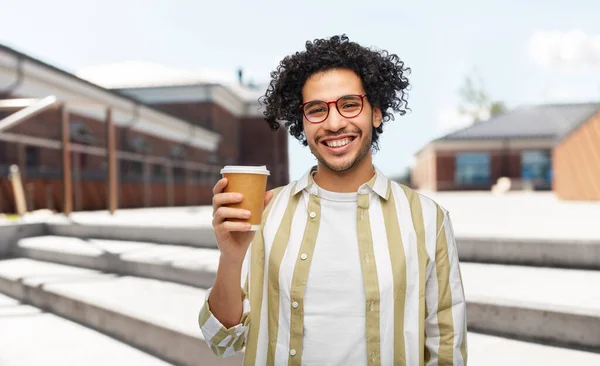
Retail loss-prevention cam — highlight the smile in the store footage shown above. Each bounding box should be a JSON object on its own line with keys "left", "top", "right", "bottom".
{"left": 322, "top": 136, "right": 356, "bottom": 148}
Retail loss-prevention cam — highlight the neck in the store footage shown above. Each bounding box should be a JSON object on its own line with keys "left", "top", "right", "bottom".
{"left": 313, "top": 155, "right": 375, "bottom": 193}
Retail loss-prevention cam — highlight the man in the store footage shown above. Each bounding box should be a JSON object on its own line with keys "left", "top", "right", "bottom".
{"left": 199, "top": 35, "right": 467, "bottom": 366}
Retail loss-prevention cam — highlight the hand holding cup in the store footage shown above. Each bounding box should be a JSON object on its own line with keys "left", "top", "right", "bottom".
{"left": 212, "top": 166, "right": 272, "bottom": 263}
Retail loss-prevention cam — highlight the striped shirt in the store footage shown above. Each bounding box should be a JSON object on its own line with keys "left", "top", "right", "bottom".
{"left": 199, "top": 166, "right": 468, "bottom": 365}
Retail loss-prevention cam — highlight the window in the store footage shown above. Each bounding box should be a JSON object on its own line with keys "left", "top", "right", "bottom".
{"left": 0, "top": 144, "right": 7, "bottom": 164}
{"left": 152, "top": 164, "right": 165, "bottom": 180}
{"left": 521, "top": 150, "right": 551, "bottom": 182}
{"left": 455, "top": 152, "right": 490, "bottom": 185}
{"left": 208, "top": 153, "right": 218, "bottom": 164}
{"left": 120, "top": 160, "right": 143, "bottom": 180}
{"left": 70, "top": 122, "right": 95, "bottom": 144}
{"left": 129, "top": 136, "right": 151, "bottom": 154}
{"left": 173, "top": 167, "right": 185, "bottom": 182}
{"left": 25, "top": 146, "right": 40, "bottom": 168}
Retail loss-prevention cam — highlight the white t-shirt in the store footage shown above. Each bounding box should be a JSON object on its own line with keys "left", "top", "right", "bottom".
{"left": 302, "top": 183, "right": 366, "bottom": 364}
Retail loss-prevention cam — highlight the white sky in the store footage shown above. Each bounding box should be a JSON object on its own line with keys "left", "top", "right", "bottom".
{"left": 1, "top": 0, "right": 599, "bottom": 180}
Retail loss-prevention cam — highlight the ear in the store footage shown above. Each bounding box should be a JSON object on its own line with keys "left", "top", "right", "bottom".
{"left": 372, "top": 107, "right": 383, "bottom": 128}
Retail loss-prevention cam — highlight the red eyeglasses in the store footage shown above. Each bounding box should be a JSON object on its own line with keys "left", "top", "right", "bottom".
{"left": 300, "top": 94, "right": 367, "bottom": 123}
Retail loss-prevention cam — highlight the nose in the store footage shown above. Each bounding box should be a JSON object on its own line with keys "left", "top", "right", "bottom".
{"left": 323, "top": 102, "right": 348, "bottom": 132}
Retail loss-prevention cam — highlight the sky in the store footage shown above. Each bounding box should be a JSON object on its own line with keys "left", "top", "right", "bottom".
{"left": 1, "top": 0, "right": 599, "bottom": 181}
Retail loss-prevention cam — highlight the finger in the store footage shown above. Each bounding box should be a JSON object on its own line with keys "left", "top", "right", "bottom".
{"left": 212, "top": 207, "right": 251, "bottom": 224}
{"left": 263, "top": 190, "right": 274, "bottom": 209}
{"left": 212, "top": 178, "right": 228, "bottom": 195}
{"left": 220, "top": 220, "right": 253, "bottom": 232}
{"left": 212, "top": 192, "right": 243, "bottom": 212}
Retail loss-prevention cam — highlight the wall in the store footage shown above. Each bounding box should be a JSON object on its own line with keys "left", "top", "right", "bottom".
{"left": 436, "top": 150, "right": 526, "bottom": 191}
{"left": 553, "top": 112, "right": 600, "bottom": 201}
{"left": 151, "top": 101, "right": 241, "bottom": 166}
{"left": 0, "top": 94, "right": 291, "bottom": 212}
{"left": 411, "top": 148, "right": 436, "bottom": 191}
{"left": 239, "top": 118, "right": 289, "bottom": 189}
{"left": 412, "top": 146, "right": 551, "bottom": 192}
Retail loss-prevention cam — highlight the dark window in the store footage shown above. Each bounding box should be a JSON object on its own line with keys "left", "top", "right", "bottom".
{"left": 0, "top": 143, "right": 7, "bottom": 164}
{"left": 174, "top": 167, "right": 185, "bottom": 181}
{"left": 521, "top": 150, "right": 551, "bottom": 183}
{"left": 455, "top": 153, "right": 490, "bottom": 185}
{"left": 25, "top": 146, "right": 40, "bottom": 168}
{"left": 152, "top": 164, "right": 165, "bottom": 179}
{"left": 120, "top": 160, "right": 143, "bottom": 179}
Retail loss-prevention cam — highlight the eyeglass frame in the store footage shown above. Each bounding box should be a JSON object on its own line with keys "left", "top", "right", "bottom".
{"left": 299, "top": 94, "right": 368, "bottom": 123}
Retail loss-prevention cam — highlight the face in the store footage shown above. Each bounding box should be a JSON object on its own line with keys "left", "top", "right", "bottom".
{"left": 301, "top": 69, "right": 382, "bottom": 173}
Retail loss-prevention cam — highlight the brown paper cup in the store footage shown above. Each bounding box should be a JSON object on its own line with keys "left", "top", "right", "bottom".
{"left": 220, "top": 165, "right": 270, "bottom": 231}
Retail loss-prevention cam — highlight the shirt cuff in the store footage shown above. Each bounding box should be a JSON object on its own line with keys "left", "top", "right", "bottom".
{"left": 198, "top": 287, "right": 250, "bottom": 344}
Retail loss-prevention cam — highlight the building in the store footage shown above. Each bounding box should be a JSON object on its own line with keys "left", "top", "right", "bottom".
{"left": 412, "top": 103, "right": 600, "bottom": 200}
{"left": 0, "top": 44, "right": 288, "bottom": 213}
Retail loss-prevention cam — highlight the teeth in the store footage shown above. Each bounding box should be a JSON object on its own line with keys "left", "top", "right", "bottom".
{"left": 326, "top": 138, "right": 351, "bottom": 148}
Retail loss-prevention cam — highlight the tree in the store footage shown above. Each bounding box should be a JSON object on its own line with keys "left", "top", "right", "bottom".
{"left": 458, "top": 70, "right": 507, "bottom": 122}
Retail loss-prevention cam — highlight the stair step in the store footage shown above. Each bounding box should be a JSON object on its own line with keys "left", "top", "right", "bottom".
{"left": 43, "top": 217, "right": 600, "bottom": 269}
{"left": 0, "top": 258, "right": 242, "bottom": 366}
{"left": 0, "top": 292, "right": 175, "bottom": 366}
{"left": 13, "top": 236, "right": 600, "bottom": 351}
{"left": 45, "top": 207, "right": 217, "bottom": 248}
{"left": 468, "top": 332, "right": 600, "bottom": 366}
{"left": 16, "top": 235, "right": 219, "bottom": 288}
{"left": 1, "top": 258, "right": 599, "bottom": 365}
{"left": 463, "top": 263, "right": 600, "bottom": 349}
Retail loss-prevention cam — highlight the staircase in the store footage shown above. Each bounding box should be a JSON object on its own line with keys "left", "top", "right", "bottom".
{"left": 0, "top": 219, "right": 599, "bottom": 366}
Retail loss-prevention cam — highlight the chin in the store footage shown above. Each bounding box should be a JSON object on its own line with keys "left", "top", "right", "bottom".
{"left": 321, "top": 158, "right": 357, "bottom": 172}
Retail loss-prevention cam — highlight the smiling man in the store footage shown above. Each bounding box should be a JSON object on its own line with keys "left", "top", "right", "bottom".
{"left": 200, "top": 35, "right": 468, "bottom": 366}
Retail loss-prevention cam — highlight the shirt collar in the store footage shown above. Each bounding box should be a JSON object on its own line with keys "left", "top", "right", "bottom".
{"left": 293, "top": 165, "right": 391, "bottom": 200}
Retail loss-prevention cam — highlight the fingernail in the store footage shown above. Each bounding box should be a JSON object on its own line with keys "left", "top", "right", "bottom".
{"left": 244, "top": 211, "right": 251, "bottom": 217}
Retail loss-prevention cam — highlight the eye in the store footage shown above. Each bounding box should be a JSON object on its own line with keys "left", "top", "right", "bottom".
{"left": 308, "top": 107, "right": 326, "bottom": 114}
{"left": 341, "top": 102, "right": 359, "bottom": 109}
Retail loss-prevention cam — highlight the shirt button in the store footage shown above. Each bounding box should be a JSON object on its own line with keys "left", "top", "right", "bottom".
{"left": 290, "top": 349, "right": 297, "bottom": 356}
{"left": 300, "top": 253, "right": 308, "bottom": 260}
{"left": 292, "top": 301, "right": 299, "bottom": 309}
{"left": 309, "top": 211, "right": 316, "bottom": 218}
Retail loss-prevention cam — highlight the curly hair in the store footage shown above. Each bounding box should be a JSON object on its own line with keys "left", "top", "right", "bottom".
{"left": 260, "top": 34, "right": 410, "bottom": 151}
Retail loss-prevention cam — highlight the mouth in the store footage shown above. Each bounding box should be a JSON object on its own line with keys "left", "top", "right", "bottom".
{"left": 319, "top": 135, "right": 357, "bottom": 153}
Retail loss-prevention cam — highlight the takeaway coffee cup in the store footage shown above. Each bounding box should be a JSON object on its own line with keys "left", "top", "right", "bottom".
{"left": 220, "top": 165, "right": 270, "bottom": 231}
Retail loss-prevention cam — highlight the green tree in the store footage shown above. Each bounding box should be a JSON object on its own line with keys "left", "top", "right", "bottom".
{"left": 458, "top": 70, "right": 506, "bottom": 122}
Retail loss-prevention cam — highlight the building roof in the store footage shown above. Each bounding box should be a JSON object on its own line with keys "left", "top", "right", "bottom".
{"left": 76, "top": 61, "right": 266, "bottom": 103}
{"left": 437, "top": 103, "right": 600, "bottom": 142}
{"left": 0, "top": 43, "right": 220, "bottom": 150}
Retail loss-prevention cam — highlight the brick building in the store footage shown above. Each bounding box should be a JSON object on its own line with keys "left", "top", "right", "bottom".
{"left": 412, "top": 103, "right": 600, "bottom": 200}
{"left": 0, "top": 44, "right": 288, "bottom": 213}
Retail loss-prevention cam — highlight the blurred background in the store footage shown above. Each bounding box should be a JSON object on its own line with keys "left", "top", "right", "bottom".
{"left": 0, "top": 0, "right": 599, "bottom": 365}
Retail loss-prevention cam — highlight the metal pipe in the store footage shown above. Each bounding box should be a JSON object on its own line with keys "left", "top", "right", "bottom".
{"left": 106, "top": 107, "right": 118, "bottom": 214}
{"left": 0, "top": 55, "right": 24, "bottom": 94}
{"left": 60, "top": 104, "right": 73, "bottom": 215}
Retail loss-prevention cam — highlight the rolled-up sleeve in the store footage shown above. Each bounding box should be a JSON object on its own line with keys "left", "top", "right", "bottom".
{"left": 425, "top": 209, "right": 468, "bottom": 365}
{"left": 198, "top": 286, "right": 251, "bottom": 358}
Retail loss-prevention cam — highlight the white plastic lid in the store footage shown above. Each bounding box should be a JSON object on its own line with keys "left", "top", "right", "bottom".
{"left": 220, "top": 165, "right": 270, "bottom": 175}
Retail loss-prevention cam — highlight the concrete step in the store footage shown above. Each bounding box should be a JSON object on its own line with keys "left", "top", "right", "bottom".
{"left": 0, "top": 258, "right": 242, "bottom": 366}
{"left": 0, "top": 292, "right": 175, "bottom": 366}
{"left": 1, "top": 259, "right": 599, "bottom": 366}
{"left": 468, "top": 332, "right": 600, "bottom": 366}
{"left": 43, "top": 217, "right": 600, "bottom": 269}
{"left": 14, "top": 235, "right": 219, "bottom": 288}
{"left": 463, "top": 263, "right": 600, "bottom": 350}
{"left": 457, "top": 236, "right": 600, "bottom": 270}
{"left": 44, "top": 207, "right": 217, "bottom": 248}
{"left": 13, "top": 235, "right": 600, "bottom": 351}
